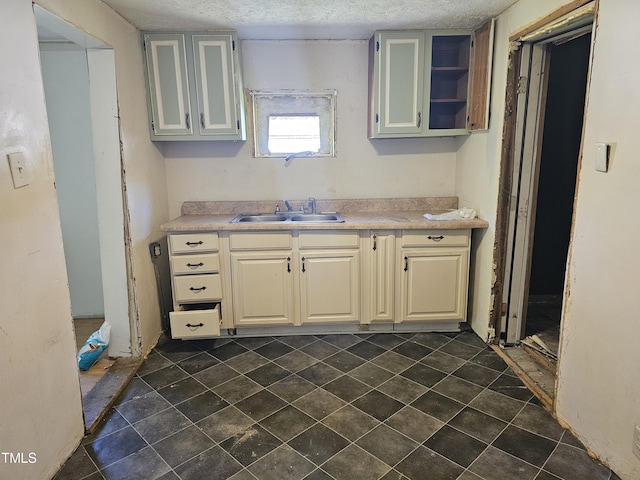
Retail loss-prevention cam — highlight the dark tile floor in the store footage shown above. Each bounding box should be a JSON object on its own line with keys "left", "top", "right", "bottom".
{"left": 55, "top": 330, "right": 619, "bottom": 480}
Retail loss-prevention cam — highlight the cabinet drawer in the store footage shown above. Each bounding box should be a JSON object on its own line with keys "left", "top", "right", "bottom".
{"left": 299, "top": 231, "right": 359, "bottom": 249}
{"left": 401, "top": 230, "right": 469, "bottom": 247}
{"left": 170, "top": 305, "right": 220, "bottom": 338}
{"left": 171, "top": 253, "right": 220, "bottom": 274}
{"left": 170, "top": 233, "right": 219, "bottom": 254}
{"left": 174, "top": 274, "right": 222, "bottom": 302}
{"left": 229, "top": 232, "right": 292, "bottom": 250}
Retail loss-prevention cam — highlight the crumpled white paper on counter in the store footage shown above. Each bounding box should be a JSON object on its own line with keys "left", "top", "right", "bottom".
{"left": 424, "top": 207, "right": 477, "bottom": 221}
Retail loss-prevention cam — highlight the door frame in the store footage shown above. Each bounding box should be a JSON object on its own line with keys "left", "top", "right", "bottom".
{"left": 491, "top": 0, "right": 596, "bottom": 344}
{"left": 34, "top": 6, "right": 134, "bottom": 357}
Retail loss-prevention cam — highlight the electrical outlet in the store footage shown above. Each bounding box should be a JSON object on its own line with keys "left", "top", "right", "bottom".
{"left": 633, "top": 425, "right": 640, "bottom": 461}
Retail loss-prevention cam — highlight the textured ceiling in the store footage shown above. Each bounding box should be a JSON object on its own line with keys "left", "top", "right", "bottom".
{"left": 100, "top": 0, "right": 518, "bottom": 40}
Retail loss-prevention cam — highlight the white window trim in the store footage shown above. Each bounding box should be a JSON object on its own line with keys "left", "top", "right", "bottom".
{"left": 250, "top": 90, "right": 337, "bottom": 158}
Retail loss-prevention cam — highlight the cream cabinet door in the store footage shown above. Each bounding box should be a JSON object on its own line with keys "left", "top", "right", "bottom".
{"left": 369, "top": 231, "right": 395, "bottom": 322}
{"left": 231, "top": 252, "right": 295, "bottom": 326}
{"left": 299, "top": 251, "right": 360, "bottom": 324}
{"left": 398, "top": 247, "right": 469, "bottom": 322}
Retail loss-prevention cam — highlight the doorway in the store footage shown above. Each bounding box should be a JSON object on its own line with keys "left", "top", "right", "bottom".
{"left": 496, "top": 3, "right": 595, "bottom": 404}
{"left": 524, "top": 33, "right": 591, "bottom": 358}
{"left": 34, "top": 6, "right": 132, "bottom": 425}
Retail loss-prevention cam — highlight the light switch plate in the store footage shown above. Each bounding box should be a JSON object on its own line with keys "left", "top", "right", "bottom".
{"left": 595, "top": 143, "right": 609, "bottom": 172}
{"left": 7, "top": 152, "right": 29, "bottom": 188}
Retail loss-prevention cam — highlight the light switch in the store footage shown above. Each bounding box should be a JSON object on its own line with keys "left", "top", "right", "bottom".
{"left": 7, "top": 152, "right": 30, "bottom": 188}
{"left": 595, "top": 143, "right": 609, "bottom": 172}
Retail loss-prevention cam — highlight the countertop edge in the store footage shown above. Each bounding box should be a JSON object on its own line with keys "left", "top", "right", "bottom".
{"left": 160, "top": 212, "right": 490, "bottom": 232}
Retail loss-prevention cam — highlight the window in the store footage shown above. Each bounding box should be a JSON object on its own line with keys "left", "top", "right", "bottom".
{"left": 251, "top": 90, "right": 336, "bottom": 158}
{"left": 267, "top": 115, "right": 320, "bottom": 154}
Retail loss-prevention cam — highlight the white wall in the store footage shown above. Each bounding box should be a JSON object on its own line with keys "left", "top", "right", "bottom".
{"left": 555, "top": 1, "right": 640, "bottom": 478}
{"left": 40, "top": 43, "right": 105, "bottom": 318}
{"left": 0, "top": 2, "right": 84, "bottom": 478}
{"left": 0, "top": 0, "right": 170, "bottom": 475}
{"left": 164, "top": 40, "right": 458, "bottom": 219}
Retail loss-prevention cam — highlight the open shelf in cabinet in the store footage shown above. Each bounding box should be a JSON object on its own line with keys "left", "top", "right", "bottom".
{"left": 429, "top": 35, "right": 470, "bottom": 130}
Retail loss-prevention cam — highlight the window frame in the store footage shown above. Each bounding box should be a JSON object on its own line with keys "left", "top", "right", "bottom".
{"left": 250, "top": 90, "right": 337, "bottom": 158}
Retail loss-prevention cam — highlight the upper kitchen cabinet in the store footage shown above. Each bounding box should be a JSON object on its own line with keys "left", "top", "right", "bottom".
{"left": 368, "top": 31, "right": 427, "bottom": 137}
{"left": 143, "top": 32, "right": 246, "bottom": 141}
{"left": 368, "top": 20, "right": 494, "bottom": 138}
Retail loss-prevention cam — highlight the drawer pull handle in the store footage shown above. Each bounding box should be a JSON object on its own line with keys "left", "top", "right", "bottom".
{"left": 404, "top": 256, "right": 409, "bottom": 272}
{"left": 301, "top": 257, "right": 306, "bottom": 273}
{"left": 186, "top": 241, "right": 203, "bottom": 247}
{"left": 186, "top": 262, "right": 204, "bottom": 268}
{"left": 373, "top": 235, "right": 377, "bottom": 251}
{"left": 186, "top": 323, "right": 204, "bottom": 328}
{"left": 287, "top": 257, "right": 291, "bottom": 273}
{"left": 189, "top": 286, "right": 207, "bottom": 293}
{"left": 428, "top": 235, "right": 444, "bottom": 241}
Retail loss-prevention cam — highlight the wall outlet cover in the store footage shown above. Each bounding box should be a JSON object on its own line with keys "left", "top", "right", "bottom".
{"left": 7, "top": 152, "right": 30, "bottom": 188}
{"left": 595, "top": 143, "right": 609, "bottom": 173}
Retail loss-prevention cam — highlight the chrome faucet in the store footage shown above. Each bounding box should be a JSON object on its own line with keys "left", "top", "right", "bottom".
{"left": 281, "top": 198, "right": 316, "bottom": 214}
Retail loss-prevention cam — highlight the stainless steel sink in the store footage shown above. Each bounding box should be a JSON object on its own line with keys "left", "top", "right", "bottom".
{"left": 231, "top": 214, "right": 287, "bottom": 223}
{"left": 290, "top": 214, "right": 344, "bottom": 222}
{"left": 230, "top": 213, "right": 344, "bottom": 223}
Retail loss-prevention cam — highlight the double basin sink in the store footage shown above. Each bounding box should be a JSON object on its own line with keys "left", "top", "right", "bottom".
{"left": 231, "top": 212, "right": 344, "bottom": 223}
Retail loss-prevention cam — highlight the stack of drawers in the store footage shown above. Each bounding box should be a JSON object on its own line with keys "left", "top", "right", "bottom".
{"left": 168, "top": 233, "right": 222, "bottom": 338}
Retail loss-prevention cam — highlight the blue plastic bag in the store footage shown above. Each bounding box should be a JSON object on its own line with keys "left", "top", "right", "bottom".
{"left": 77, "top": 322, "right": 111, "bottom": 371}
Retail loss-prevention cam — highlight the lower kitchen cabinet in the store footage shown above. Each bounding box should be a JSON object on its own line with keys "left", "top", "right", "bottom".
{"left": 228, "top": 231, "right": 360, "bottom": 326}
{"left": 298, "top": 231, "right": 361, "bottom": 324}
{"left": 368, "top": 230, "right": 395, "bottom": 322}
{"left": 299, "top": 250, "right": 360, "bottom": 324}
{"left": 168, "top": 232, "right": 223, "bottom": 339}
{"left": 397, "top": 229, "right": 470, "bottom": 323}
{"left": 230, "top": 252, "right": 295, "bottom": 327}
{"left": 167, "top": 227, "right": 472, "bottom": 337}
